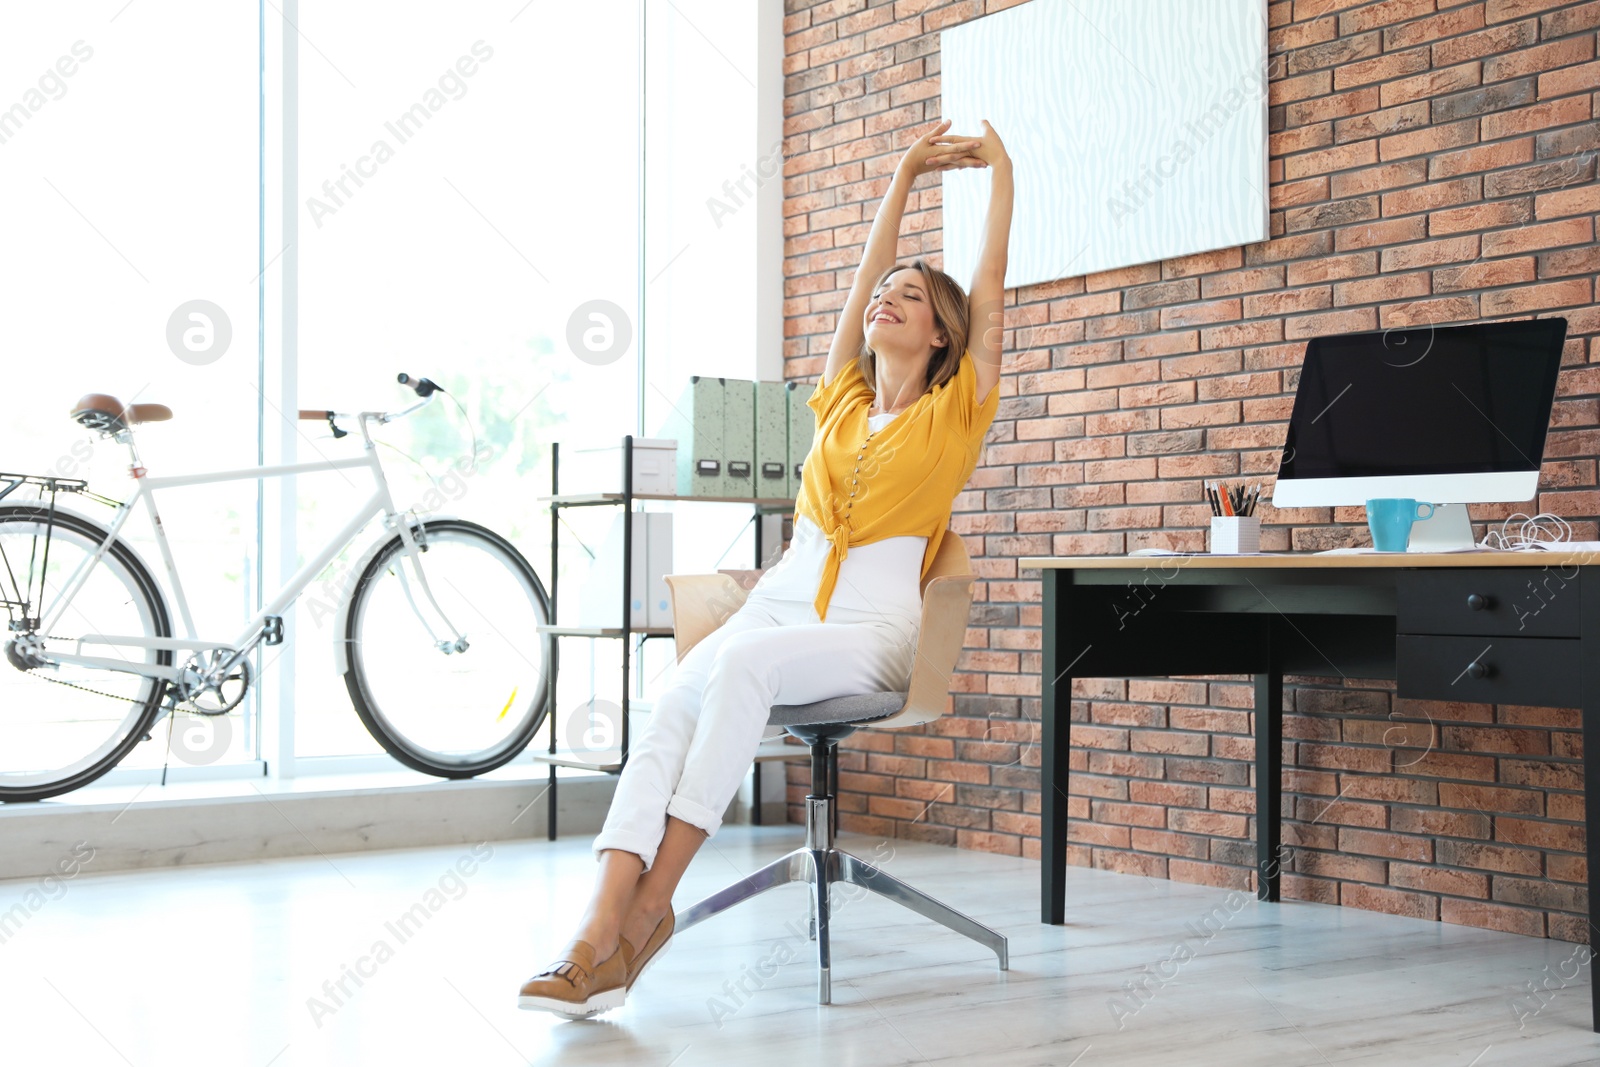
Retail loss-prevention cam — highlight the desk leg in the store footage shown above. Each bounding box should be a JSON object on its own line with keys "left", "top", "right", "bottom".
{"left": 1041, "top": 571, "right": 1069, "bottom": 925}
{"left": 1583, "top": 697, "right": 1600, "bottom": 1032}
{"left": 1255, "top": 665, "right": 1282, "bottom": 903}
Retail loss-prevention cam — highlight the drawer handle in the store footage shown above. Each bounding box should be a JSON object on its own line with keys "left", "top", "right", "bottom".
{"left": 1465, "top": 660, "right": 1492, "bottom": 680}
{"left": 1466, "top": 594, "right": 1493, "bottom": 611}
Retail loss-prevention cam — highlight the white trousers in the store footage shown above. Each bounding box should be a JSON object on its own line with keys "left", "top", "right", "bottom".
{"left": 591, "top": 592, "right": 919, "bottom": 871}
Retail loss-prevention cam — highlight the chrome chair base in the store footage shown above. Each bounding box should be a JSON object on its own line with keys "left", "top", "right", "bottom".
{"left": 675, "top": 793, "right": 1010, "bottom": 1005}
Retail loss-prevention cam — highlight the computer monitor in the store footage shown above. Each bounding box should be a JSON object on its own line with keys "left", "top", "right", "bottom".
{"left": 1272, "top": 317, "right": 1569, "bottom": 550}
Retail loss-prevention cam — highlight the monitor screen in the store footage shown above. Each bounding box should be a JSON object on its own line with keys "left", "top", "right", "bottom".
{"left": 1278, "top": 318, "right": 1567, "bottom": 482}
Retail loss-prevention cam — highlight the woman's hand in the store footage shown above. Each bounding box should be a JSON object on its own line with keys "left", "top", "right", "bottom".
{"left": 967, "top": 119, "right": 1010, "bottom": 169}
{"left": 896, "top": 119, "right": 987, "bottom": 178}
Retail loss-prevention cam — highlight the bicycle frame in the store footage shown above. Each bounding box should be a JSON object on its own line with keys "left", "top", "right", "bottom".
{"left": 34, "top": 400, "right": 464, "bottom": 687}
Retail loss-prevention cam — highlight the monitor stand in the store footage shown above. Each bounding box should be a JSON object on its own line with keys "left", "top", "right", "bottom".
{"left": 1406, "top": 503, "right": 1477, "bottom": 551}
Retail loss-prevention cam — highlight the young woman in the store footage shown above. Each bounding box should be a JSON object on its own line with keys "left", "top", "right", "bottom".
{"left": 518, "top": 117, "right": 1014, "bottom": 1017}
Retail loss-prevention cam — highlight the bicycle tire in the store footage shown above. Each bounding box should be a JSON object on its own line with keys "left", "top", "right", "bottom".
{"left": 341, "top": 518, "right": 554, "bottom": 777}
{"left": 0, "top": 505, "right": 172, "bottom": 802}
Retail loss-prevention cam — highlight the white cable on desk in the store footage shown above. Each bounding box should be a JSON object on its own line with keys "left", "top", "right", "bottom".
{"left": 1479, "top": 512, "right": 1573, "bottom": 550}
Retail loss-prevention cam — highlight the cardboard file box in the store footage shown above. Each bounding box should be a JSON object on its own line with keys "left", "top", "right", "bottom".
{"left": 565, "top": 438, "right": 677, "bottom": 496}
{"left": 656, "top": 376, "right": 725, "bottom": 498}
{"left": 786, "top": 380, "right": 817, "bottom": 500}
{"left": 722, "top": 378, "right": 756, "bottom": 498}
{"left": 755, "top": 381, "right": 789, "bottom": 500}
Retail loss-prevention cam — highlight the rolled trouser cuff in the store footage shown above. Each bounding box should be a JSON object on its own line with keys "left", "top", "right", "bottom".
{"left": 591, "top": 826, "right": 663, "bottom": 873}
{"left": 665, "top": 792, "right": 723, "bottom": 839}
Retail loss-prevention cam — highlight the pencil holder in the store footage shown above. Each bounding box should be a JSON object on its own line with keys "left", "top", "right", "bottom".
{"left": 1210, "top": 516, "right": 1260, "bottom": 554}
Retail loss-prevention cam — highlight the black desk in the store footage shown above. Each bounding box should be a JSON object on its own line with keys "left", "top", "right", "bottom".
{"left": 1020, "top": 551, "right": 1600, "bottom": 1032}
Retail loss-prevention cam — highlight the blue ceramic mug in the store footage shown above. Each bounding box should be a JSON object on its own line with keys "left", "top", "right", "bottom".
{"left": 1366, "top": 498, "right": 1436, "bottom": 552}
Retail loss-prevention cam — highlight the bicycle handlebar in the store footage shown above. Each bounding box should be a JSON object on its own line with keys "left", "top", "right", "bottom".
{"left": 397, "top": 372, "right": 441, "bottom": 398}
{"left": 300, "top": 373, "right": 441, "bottom": 434}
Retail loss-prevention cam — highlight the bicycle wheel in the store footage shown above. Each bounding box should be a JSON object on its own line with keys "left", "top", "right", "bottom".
{"left": 0, "top": 505, "right": 172, "bottom": 802}
{"left": 342, "top": 518, "right": 553, "bottom": 777}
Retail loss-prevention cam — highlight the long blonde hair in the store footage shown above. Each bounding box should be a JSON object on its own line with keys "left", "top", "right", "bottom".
{"left": 857, "top": 258, "right": 969, "bottom": 396}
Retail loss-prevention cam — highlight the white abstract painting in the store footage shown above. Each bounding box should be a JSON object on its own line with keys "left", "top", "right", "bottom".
{"left": 941, "top": 0, "right": 1270, "bottom": 288}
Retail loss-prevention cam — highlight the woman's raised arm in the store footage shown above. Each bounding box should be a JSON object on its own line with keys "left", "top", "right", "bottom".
{"left": 966, "top": 119, "right": 1013, "bottom": 408}
{"left": 820, "top": 120, "right": 984, "bottom": 389}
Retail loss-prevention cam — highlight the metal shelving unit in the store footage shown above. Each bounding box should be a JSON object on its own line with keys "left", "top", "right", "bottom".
{"left": 531, "top": 434, "right": 802, "bottom": 840}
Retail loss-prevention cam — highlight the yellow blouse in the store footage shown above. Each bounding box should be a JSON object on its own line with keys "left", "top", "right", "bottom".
{"left": 796, "top": 347, "right": 1000, "bottom": 621}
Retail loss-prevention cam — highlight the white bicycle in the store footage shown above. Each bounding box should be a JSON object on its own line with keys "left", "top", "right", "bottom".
{"left": 0, "top": 373, "right": 553, "bottom": 802}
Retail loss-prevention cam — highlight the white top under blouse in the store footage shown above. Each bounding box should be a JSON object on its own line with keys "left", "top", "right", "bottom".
{"left": 746, "top": 410, "right": 927, "bottom": 626}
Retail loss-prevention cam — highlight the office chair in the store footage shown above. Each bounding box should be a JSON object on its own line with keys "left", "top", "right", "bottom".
{"left": 661, "top": 529, "right": 1009, "bottom": 1004}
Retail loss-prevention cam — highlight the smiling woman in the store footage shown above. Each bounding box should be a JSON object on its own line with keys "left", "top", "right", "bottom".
{"left": 516, "top": 116, "right": 1015, "bottom": 1020}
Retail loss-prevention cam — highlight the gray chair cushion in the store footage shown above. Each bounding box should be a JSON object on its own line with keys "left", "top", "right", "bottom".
{"left": 767, "top": 691, "right": 907, "bottom": 728}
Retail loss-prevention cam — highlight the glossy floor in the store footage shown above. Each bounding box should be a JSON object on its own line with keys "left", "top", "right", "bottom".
{"left": 4, "top": 824, "right": 1597, "bottom": 1066}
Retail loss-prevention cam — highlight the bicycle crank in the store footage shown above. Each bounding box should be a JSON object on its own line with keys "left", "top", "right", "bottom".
{"left": 172, "top": 651, "right": 252, "bottom": 716}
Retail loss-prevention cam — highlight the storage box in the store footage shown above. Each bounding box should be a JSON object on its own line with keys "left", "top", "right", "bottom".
{"left": 722, "top": 378, "right": 756, "bottom": 498}
{"left": 576, "top": 511, "right": 674, "bottom": 627}
{"left": 645, "top": 512, "right": 673, "bottom": 629}
{"left": 565, "top": 438, "right": 677, "bottom": 496}
{"left": 655, "top": 376, "right": 725, "bottom": 498}
{"left": 756, "top": 381, "right": 789, "bottom": 500}
{"left": 786, "top": 380, "right": 817, "bottom": 500}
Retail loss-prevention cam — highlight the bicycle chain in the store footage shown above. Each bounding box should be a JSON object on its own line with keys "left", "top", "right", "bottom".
{"left": 30, "top": 668, "right": 160, "bottom": 706}
{"left": 17, "top": 638, "right": 224, "bottom": 715}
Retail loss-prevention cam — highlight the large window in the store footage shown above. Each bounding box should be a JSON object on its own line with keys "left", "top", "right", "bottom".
{"left": 289, "top": 2, "right": 641, "bottom": 759}
{"left": 1, "top": 0, "right": 773, "bottom": 784}
{"left": 1, "top": 4, "right": 262, "bottom": 772}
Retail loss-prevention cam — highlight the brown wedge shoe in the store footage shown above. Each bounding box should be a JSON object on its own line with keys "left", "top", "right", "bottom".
{"left": 619, "top": 911, "right": 674, "bottom": 992}
{"left": 516, "top": 939, "right": 627, "bottom": 1018}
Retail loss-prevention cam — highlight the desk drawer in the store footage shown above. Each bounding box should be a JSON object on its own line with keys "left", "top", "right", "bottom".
{"left": 1397, "top": 569, "right": 1579, "bottom": 637}
{"left": 1396, "top": 635, "right": 1581, "bottom": 707}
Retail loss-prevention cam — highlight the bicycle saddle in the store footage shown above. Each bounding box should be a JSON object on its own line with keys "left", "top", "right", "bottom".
{"left": 71, "top": 394, "right": 174, "bottom": 434}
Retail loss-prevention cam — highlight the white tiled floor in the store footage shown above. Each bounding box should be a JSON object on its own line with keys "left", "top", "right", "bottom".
{"left": 4, "top": 825, "right": 1598, "bottom": 1066}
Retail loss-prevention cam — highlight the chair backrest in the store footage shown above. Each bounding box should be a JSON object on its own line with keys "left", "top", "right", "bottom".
{"left": 920, "top": 526, "right": 971, "bottom": 596}
{"left": 663, "top": 529, "right": 975, "bottom": 732}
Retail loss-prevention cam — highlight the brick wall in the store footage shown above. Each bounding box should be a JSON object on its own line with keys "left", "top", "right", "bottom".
{"left": 779, "top": 0, "right": 1600, "bottom": 943}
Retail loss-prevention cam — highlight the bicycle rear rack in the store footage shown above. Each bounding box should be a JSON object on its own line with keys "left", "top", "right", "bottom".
{"left": 0, "top": 472, "right": 89, "bottom": 503}
{"left": 0, "top": 473, "right": 121, "bottom": 631}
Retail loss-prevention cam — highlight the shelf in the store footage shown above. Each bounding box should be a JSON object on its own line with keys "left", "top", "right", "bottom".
{"left": 538, "top": 625, "right": 675, "bottom": 638}
{"left": 529, "top": 737, "right": 808, "bottom": 774}
{"left": 537, "top": 490, "right": 796, "bottom": 509}
{"left": 529, "top": 749, "right": 625, "bottom": 772}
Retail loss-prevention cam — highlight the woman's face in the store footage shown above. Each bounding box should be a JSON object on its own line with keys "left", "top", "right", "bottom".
{"left": 864, "top": 269, "right": 942, "bottom": 353}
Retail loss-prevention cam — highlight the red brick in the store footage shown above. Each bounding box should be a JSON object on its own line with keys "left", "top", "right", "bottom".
{"left": 1441, "top": 898, "right": 1546, "bottom": 937}
{"left": 1379, "top": 118, "right": 1480, "bottom": 162}
{"left": 1381, "top": 62, "right": 1484, "bottom": 109}
{"left": 1334, "top": 45, "right": 1431, "bottom": 90}
{"left": 1380, "top": 294, "right": 1482, "bottom": 326}
{"left": 1482, "top": 277, "right": 1593, "bottom": 315}
{"left": 1538, "top": 58, "right": 1600, "bottom": 97}
{"left": 1430, "top": 197, "right": 1535, "bottom": 236}
{"left": 1333, "top": 270, "right": 1431, "bottom": 306}
{"left": 1284, "top": 308, "right": 1379, "bottom": 340}
{"left": 1379, "top": 234, "right": 1481, "bottom": 271}
{"left": 1433, "top": 19, "right": 1539, "bottom": 66}
{"left": 1481, "top": 95, "right": 1592, "bottom": 139}
{"left": 1484, "top": 35, "right": 1595, "bottom": 82}
{"left": 1386, "top": 5, "right": 1486, "bottom": 50}
{"left": 1434, "top": 144, "right": 1539, "bottom": 192}
{"left": 1342, "top": 883, "right": 1439, "bottom": 921}
{"left": 1434, "top": 256, "right": 1538, "bottom": 291}
{"left": 1284, "top": 138, "right": 1380, "bottom": 181}
{"left": 1481, "top": 216, "right": 1595, "bottom": 258}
